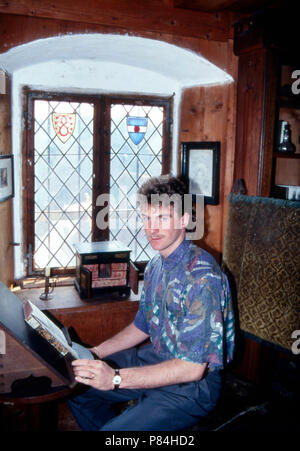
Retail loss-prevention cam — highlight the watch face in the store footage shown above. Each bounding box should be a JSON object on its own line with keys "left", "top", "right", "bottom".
{"left": 113, "top": 375, "right": 122, "bottom": 385}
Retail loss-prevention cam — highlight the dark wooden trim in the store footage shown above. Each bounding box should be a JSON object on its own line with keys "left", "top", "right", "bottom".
{"left": 259, "top": 50, "right": 278, "bottom": 197}
{"left": 93, "top": 96, "right": 110, "bottom": 242}
{"left": 162, "top": 95, "right": 173, "bottom": 175}
{"left": 233, "top": 48, "right": 267, "bottom": 196}
{"left": 24, "top": 90, "right": 35, "bottom": 274}
{"left": 23, "top": 90, "right": 100, "bottom": 104}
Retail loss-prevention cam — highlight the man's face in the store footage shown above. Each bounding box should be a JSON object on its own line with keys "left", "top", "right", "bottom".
{"left": 140, "top": 202, "right": 188, "bottom": 258}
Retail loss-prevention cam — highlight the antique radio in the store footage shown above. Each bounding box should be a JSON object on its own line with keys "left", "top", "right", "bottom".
{"left": 74, "top": 241, "right": 136, "bottom": 299}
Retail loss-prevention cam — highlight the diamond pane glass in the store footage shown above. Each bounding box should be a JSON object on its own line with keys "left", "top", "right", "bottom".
{"left": 33, "top": 100, "right": 94, "bottom": 270}
{"left": 110, "top": 103, "right": 164, "bottom": 261}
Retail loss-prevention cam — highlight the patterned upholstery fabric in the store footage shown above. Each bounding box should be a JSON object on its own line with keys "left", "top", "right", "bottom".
{"left": 222, "top": 194, "right": 300, "bottom": 351}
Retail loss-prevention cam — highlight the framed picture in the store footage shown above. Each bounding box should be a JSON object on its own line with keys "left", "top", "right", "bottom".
{"left": 180, "top": 142, "right": 220, "bottom": 205}
{"left": 0, "top": 155, "right": 14, "bottom": 203}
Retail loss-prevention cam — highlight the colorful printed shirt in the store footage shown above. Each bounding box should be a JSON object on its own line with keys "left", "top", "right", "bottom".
{"left": 134, "top": 239, "right": 235, "bottom": 370}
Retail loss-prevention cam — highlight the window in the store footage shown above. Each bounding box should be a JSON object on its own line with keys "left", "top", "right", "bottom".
{"left": 24, "top": 92, "right": 171, "bottom": 275}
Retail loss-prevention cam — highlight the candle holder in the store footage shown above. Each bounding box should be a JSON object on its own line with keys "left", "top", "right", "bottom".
{"left": 40, "top": 270, "right": 56, "bottom": 301}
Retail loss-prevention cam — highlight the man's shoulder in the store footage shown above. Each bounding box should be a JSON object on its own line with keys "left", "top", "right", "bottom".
{"left": 186, "top": 242, "right": 217, "bottom": 267}
{"left": 185, "top": 243, "right": 223, "bottom": 279}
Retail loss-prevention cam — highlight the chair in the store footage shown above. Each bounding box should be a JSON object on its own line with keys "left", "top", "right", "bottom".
{"left": 222, "top": 193, "right": 300, "bottom": 354}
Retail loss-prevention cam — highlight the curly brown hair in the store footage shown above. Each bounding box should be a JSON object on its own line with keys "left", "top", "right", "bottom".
{"left": 138, "top": 174, "right": 187, "bottom": 197}
{"left": 137, "top": 174, "right": 188, "bottom": 215}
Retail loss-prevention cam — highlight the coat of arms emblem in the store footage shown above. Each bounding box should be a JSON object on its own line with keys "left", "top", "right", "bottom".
{"left": 126, "top": 116, "right": 148, "bottom": 145}
{"left": 52, "top": 113, "right": 76, "bottom": 143}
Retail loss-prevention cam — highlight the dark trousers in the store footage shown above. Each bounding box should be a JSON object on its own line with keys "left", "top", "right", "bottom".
{"left": 68, "top": 344, "right": 222, "bottom": 431}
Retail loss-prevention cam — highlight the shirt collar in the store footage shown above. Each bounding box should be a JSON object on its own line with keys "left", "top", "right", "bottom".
{"left": 161, "top": 239, "right": 191, "bottom": 270}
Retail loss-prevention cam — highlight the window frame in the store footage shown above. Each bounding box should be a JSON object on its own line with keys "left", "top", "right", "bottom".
{"left": 23, "top": 90, "right": 172, "bottom": 277}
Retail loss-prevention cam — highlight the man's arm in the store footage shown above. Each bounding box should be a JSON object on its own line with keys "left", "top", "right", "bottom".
{"left": 120, "top": 358, "right": 207, "bottom": 389}
{"left": 90, "top": 322, "right": 149, "bottom": 359}
{"left": 72, "top": 356, "right": 207, "bottom": 391}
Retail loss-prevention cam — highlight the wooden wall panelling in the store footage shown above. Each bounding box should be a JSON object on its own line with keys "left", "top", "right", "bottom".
{"left": 178, "top": 39, "right": 237, "bottom": 261}
{"left": 0, "top": 0, "right": 230, "bottom": 43}
{"left": 43, "top": 301, "right": 138, "bottom": 348}
{"left": 0, "top": 13, "right": 235, "bottom": 85}
{"left": 179, "top": 84, "right": 231, "bottom": 260}
{"left": 275, "top": 157, "right": 300, "bottom": 186}
{"left": 221, "top": 39, "right": 237, "bottom": 245}
{"left": 0, "top": 13, "right": 128, "bottom": 55}
{"left": 0, "top": 74, "right": 14, "bottom": 287}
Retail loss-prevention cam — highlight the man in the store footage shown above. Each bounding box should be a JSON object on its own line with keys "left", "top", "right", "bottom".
{"left": 69, "top": 175, "right": 235, "bottom": 431}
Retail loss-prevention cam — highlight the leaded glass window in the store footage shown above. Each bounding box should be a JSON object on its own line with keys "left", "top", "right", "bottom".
{"left": 25, "top": 93, "right": 171, "bottom": 275}
{"left": 110, "top": 104, "right": 164, "bottom": 261}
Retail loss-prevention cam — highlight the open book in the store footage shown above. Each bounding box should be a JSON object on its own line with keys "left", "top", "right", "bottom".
{"left": 23, "top": 300, "right": 79, "bottom": 359}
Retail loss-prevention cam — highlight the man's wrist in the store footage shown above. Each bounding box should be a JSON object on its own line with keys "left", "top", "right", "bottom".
{"left": 113, "top": 369, "right": 122, "bottom": 390}
{"left": 90, "top": 346, "right": 103, "bottom": 359}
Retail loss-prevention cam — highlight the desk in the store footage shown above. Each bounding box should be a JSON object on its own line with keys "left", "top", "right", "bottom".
{"left": 16, "top": 283, "right": 141, "bottom": 347}
{"left": 1, "top": 284, "right": 141, "bottom": 430}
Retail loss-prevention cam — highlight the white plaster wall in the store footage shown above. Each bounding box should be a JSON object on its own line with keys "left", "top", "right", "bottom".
{"left": 0, "top": 34, "right": 233, "bottom": 278}
{"left": 1, "top": 34, "right": 232, "bottom": 86}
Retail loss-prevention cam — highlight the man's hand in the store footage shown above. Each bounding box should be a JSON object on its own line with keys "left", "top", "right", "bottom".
{"left": 72, "top": 359, "right": 115, "bottom": 390}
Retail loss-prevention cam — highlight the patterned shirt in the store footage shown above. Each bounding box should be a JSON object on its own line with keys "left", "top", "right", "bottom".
{"left": 134, "top": 239, "right": 235, "bottom": 370}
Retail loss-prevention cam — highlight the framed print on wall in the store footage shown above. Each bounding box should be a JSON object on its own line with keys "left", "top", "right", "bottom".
{"left": 180, "top": 142, "right": 220, "bottom": 205}
{"left": 0, "top": 155, "right": 14, "bottom": 203}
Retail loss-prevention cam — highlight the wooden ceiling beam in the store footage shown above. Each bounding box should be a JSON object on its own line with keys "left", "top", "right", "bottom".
{"left": 174, "top": 0, "right": 277, "bottom": 13}
{"left": 0, "top": 0, "right": 229, "bottom": 42}
{"left": 174, "top": 0, "right": 236, "bottom": 12}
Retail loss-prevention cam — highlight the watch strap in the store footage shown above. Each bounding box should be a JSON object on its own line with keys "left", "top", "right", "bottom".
{"left": 113, "top": 368, "right": 121, "bottom": 390}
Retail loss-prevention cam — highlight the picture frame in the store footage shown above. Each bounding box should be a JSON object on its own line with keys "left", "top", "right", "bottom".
{"left": 0, "top": 155, "right": 14, "bottom": 203}
{"left": 180, "top": 142, "right": 220, "bottom": 205}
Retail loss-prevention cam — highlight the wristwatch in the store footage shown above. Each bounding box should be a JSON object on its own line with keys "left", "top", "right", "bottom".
{"left": 113, "top": 369, "right": 122, "bottom": 390}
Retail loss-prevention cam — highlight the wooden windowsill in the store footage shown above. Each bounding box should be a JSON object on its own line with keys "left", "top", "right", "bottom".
{"left": 15, "top": 281, "right": 142, "bottom": 312}
{"left": 13, "top": 275, "right": 75, "bottom": 290}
